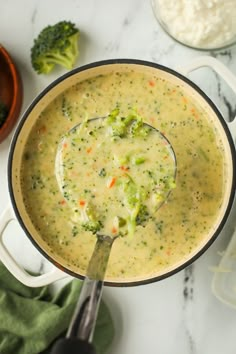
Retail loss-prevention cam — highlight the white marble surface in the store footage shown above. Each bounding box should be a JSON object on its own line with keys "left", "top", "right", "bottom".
{"left": 1, "top": 1, "right": 236, "bottom": 353}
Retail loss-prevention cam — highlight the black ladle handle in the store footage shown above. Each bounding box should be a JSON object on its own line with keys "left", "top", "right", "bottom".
{"left": 51, "top": 235, "right": 114, "bottom": 354}
{"left": 50, "top": 338, "right": 96, "bottom": 354}
{"left": 66, "top": 235, "right": 114, "bottom": 341}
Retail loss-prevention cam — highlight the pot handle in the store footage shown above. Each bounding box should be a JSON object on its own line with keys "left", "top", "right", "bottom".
{"left": 0, "top": 205, "right": 68, "bottom": 287}
{"left": 176, "top": 56, "right": 236, "bottom": 141}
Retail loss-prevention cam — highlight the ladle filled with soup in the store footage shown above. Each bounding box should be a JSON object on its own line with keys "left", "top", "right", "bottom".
{"left": 5, "top": 60, "right": 235, "bottom": 286}
{"left": 55, "top": 109, "right": 176, "bottom": 239}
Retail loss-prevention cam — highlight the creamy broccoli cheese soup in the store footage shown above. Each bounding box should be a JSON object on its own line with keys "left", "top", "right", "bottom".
{"left": 20, "top": 69, "right": 226, "bottom": 282}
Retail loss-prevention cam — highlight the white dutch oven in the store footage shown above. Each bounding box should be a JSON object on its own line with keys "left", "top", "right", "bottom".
{"left": 0, "top": 56, "right": 235, "bottom": 287}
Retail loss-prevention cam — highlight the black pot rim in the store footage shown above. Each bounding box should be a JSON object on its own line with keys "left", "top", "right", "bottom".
{"left": 8, "top": 58, "right": 236, "bottom": 287}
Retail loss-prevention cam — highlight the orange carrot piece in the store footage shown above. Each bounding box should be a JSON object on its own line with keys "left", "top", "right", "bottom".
{"left": 111, "top": 226, "right": 118, "bottom": 234}
{"left": 191, "top": 108, "right": 199, "bottom": 119}
{"left": 79, "top": 200, "right": 86, "bottom": 206}
{"left": 150, "top": 117, "right": 155, "bottom": 124}
{"left": 148, "top": 80, "right": 155, "bottom": 87}
{"left": 108, "top": 177, "right": 116, "bottom": 188}
{"left": 166, "top": 248, "right": 171, "bottom": 256}
{"left": 59, "top": 199, "right": 66, "bottom": 205}
{"left": 86, "top": 147, "right": 92, "bottom": 153}
{"left": 120, "top": 166, "right": 129, "bottom": 171}
{"left": 38, "top": 125, "right": 47, "bottom": 134}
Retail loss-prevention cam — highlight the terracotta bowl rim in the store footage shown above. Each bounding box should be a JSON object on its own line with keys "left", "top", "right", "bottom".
{"left": 0, "top": 45, "right": 23, "bottom": 143}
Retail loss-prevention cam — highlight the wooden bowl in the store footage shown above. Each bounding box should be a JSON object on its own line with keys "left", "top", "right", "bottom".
{"left": 0, "top": 45, "right": 23, "bottom": 143}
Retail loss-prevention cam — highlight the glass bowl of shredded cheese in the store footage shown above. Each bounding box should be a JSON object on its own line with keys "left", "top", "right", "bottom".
{"left": 151, "top": 0, "right": 236, "bottom": 51}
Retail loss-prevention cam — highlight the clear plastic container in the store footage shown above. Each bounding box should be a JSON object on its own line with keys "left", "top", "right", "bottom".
{"left": 151, "top": 0, "right": 236, "bottom": 51}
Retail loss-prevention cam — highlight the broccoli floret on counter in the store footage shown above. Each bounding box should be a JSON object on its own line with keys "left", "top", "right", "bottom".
{"left": 0, "top": 101, "right": 9, "bottom": 128}
{"left": 31, "top": 21, "right": 79, "bottom": 74}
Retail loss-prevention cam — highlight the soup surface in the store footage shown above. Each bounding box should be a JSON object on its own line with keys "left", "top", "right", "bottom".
{"left": 20, "top": 68, "right": 226, "bottom": 282}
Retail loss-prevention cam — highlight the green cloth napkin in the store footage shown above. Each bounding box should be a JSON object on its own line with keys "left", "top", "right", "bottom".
{"left": 0, "top": 263, "right": 114, "bottom": 354}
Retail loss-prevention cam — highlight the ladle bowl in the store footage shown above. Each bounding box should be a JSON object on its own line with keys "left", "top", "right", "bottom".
{"left": 55, "top": 114, "right": 177, "bottom": 238}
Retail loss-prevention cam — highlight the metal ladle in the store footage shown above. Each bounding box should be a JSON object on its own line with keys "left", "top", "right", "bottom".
{"left": 51, "top": 116, "right": 176, "bottom": 354}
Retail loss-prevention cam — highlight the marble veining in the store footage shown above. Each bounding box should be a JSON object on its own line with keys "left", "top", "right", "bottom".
{"left": 183, "top": 265, "right": 196, "bottom": 354}
{"left": 31, "top": 7, "right": 38, "bottom": 25}
{"left": 209, "top": 49, "right": 236, "bottom": 122}
{"left": 183, "top": 265, "right": 194, "bottom": 302}
{"left": 215, "top": 76, "right": 236, "bottom": 122}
